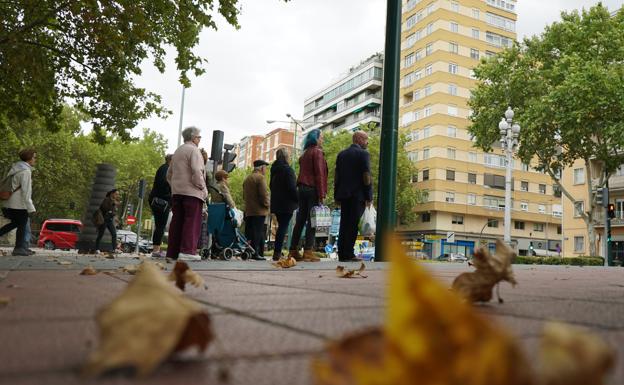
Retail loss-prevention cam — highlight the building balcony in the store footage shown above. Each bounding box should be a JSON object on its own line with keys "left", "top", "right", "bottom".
{"left": 593, "top": 211, "right": 624, "bottom": 227}
{"left": 331, "top": 111, "right": 381, "bottom": 132}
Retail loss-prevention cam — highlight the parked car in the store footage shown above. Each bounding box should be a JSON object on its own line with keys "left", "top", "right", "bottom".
{"left": 116, "top": 230, "right": 153, "bottom": 253}
{"left": 37, "top": 219, "right": 83, "bottom": 250}
{"left": 437, "top": 253, "right": 468, "bottom": 262}
{"left": 358, "top": 247, "right": 376, "bottom": 262}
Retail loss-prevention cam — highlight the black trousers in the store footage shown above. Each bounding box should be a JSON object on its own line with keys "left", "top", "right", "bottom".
{"left": 337, "top": 197, "right": 366, "bottom": 260}
{"left": 150, "top": 204, "right": 170, "bottom": 246}
{"left": 273, "top": 212, "right": 293, "bottom": 256}
{"left": 290, "top": 185, "right": 318, "bottom": 251}
{"left": 95, "top": 219, "right": 117, "bottom": 251}
{"left": 0, "top": 208, "right": 29, "bottom": 250}
{"left": 245, "top": 215, "right": 266, "bottom": 257}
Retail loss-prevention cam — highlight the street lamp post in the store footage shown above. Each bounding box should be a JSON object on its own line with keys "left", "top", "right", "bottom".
{"left": 267, "top": 115, "right": 323, "bottom": 163}
{"left": 499, "top": 107, "right": 521, "bottom": 246}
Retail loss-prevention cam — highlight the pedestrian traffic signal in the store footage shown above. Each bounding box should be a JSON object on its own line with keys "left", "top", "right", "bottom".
{"left": 529, "top": 242, "right": 534, "bottom": 256}
{"left": 222, "top": 144, "right": 237, "bottom": 173}
{"left": 596, "top": 187, "right": 609, "bottom": 208}
{"left": 608, "top": 203, "right": 616, "bottom": 219}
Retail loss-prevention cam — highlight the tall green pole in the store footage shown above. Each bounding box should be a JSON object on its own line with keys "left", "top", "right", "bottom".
{"left": 375, "top": 0, "right": 401, "bottom": 262}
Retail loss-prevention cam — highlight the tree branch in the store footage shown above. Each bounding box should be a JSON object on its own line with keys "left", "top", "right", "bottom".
{"left": 0, "top": 2, "right": 72, "bottom": 45}
{"left": 20, "top": 39, "right": 95, "bottom": 72}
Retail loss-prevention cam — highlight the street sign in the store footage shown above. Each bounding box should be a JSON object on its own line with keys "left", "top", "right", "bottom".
{"left": 127, "top": 215, "right": 136, "bottom": 225}
{"left": 425, "top": 234, "right": 445, "bottom": 241}
{"left": 447, "top": 231, "right": 455, "bottom": 243}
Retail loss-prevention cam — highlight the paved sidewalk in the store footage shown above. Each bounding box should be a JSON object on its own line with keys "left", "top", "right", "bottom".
{"left": 0, "top": 248, "right": 623, "bottom": 385}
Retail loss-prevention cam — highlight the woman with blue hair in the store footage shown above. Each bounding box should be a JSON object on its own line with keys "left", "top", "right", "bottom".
{"left": 287, "top": 129, "right": 328, "bottom": 262}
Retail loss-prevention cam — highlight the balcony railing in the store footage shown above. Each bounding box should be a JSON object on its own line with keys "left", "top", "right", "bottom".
{"left": 332, "top": 111, "right": 381, "bottom": 131}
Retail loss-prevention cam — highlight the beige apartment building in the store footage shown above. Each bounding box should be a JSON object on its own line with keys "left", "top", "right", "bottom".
{"left": 397, "top": 0, "right": 562, "bottom": 258}
{"left": 234, "top": 128, "right": 295, "bottom": 169}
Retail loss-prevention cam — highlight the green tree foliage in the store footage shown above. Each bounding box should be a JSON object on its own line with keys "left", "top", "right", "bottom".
{"left": 468, "top": 4, "right": 624, "bottom": 255}
{"left": 226, "top": 167, "right": 251, "bottom": 210}
{"left": 0, "top": 0, "right": 287, "bottom": 142}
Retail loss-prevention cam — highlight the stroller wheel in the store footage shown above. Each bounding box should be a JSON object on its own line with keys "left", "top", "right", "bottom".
{"left": 200, "top": 248, "right": 211, "bottom": 260}
{"left": 241, "top": 250, "right": 251, "bottom": 261}
{"left": 222, "top": 248, "right": 234, "bottom": 261}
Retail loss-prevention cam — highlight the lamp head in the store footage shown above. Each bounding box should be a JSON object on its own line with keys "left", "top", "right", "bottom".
{"left": 512, "top": 123, "right": 521, "bottom": 135}
{"left": 505, "top": 106, "right": 514, "bottom": 120}
{"left": 499, "top": 118, "right": 508, "bottom": 134}
{"left": 266, "top": 120, "right": 276, "bottom": 124}
{"left": 286, "top": 113, "right": 292, "bottom": 118}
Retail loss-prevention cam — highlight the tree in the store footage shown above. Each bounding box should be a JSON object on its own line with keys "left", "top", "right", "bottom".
{"left": 0, "top": 0, "right": 287, "bottom": 142}
{"left": 468, "top": 4, "right": 624, "bottom": 256}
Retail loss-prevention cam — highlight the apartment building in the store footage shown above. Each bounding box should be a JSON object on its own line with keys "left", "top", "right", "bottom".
{"left": 302, "top": 53, "right": 383, "bottom": 135}
{"left": 234, "top": 128, "right": 295, "bottom": 169}
{"left": 234, "top": 135, "right": 263, "bottom": 169}
{"left": 261, "top": 128, "right": 295, "bottom": 163}
{"left": 398, "top": 0, "right": 562, "bottom": 258}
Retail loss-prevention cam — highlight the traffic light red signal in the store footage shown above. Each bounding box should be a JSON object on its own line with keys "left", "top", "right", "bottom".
{"left": 608, "top": 203, "right": 616, "bottom": 219}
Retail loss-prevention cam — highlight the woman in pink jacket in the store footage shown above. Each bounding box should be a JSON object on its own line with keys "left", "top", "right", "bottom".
{"left": 166, "top": 126, "right": 207, "bottom": 261}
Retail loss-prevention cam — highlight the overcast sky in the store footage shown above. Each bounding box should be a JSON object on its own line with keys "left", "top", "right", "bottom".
{"left": 132, "top": 0, "right": 622, "bottom": 152}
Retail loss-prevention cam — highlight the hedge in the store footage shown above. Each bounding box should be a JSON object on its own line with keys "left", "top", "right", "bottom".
{"left": 513, "top": 256, "right": 604, "bottom": 266}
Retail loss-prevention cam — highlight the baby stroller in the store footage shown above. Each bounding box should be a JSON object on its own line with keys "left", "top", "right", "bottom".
{"left": 202, "top": 187, "right": 255, "bottom": 260}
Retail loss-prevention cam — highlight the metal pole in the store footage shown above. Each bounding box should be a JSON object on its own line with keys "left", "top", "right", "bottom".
{"left": 606, "top": 179, "right": 613, "bottom": 266}
{"left": 135, "top": 196, "right": 144, "bottom": 254}
{"left": 293, "top": 122, "right": 298, "bottom": 163}
{"left": 177, "top": 86, "right": 186, "bottom": 148}
{"left": 375, "top": 0, "right": 401, "bottom": 262}
{"left": 504, "top": 132, "right": 513, "bottom": 244}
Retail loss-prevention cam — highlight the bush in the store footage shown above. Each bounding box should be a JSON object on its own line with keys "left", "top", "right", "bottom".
{"left": 514, "top": 256, "right": 604, "bottom": 266}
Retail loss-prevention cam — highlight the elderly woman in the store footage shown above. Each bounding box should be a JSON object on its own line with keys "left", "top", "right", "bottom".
{"left": 166, "top": 126, "right": 207, "bottom": 261}
{"left": 211, "top": 170, "right": 236, "bottom": 209}
{"left": 269, "top": 148, "right": 298, "bottom": 261}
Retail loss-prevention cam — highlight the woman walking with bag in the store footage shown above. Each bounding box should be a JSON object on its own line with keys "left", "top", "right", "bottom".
{"left": 149, "top": 154, "right": 172, "bottom": 258}
{"left": 95, "top": 189, "right": 121, "bottom": 254}
{"left": 269, "top": 148, "right": 298, "bottom": 261}
{"left": 287, "top": 129, "right": 327, "bottom": 262}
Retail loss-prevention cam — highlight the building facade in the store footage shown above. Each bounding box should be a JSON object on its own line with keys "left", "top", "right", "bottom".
{"left": 302, "top": 53, "right": 383, "bottom": 135}
{"left": 234, "top": 128, "right": 295, "bottom": 169}
{"left": 234, "top": 135, "right": 263, "bottom": 170}
{"left": 398, "top": 0, "right": 562, "bottom": 258}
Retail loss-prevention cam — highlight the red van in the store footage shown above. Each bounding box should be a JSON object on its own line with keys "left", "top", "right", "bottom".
{"left": 37, "top": 219, "right": 83, "bottom": 250}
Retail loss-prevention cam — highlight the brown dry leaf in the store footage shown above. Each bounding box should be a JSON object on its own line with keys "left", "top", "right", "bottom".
{"left": 154, "top": 262, "right": 166, "bottom": 271}
{"left": 538, "top": 322, "right": 615, "bottom": 385}
{"left": 313, "top": 235, "right": 533, "bottom": 385}
{"left": 80, "top": 266, "right": 98, "bottom": 276}
{"left": 0, "top": 296, "right": 11, "bottom": 306}
{"left": 335, "top": 263, "right": 367, "bottom": 278}
{"left": 452, "top": 239, "right": 517, "bottom": 303}
{"left": 83, "top": 262, "right": 213, "bottom": 377}
{"left": 0, "top": 250, "right": 7, "bottom": 256}
{"left": 122, "top": 264, "right": 140, "bottom": 275}
{"left": 167, "top": 261, "right": 205, "bottom": 291}
{"left": 272, "top": 257, "right": 297, "bottom": 269}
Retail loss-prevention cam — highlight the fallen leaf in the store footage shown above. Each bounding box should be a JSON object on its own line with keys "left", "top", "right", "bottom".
{"left": 313, "top": 235, "right": 533, "bottom": 385}
{"left": 168, "top": 261, "right": 205, "bottom": 291}
{"left": 83, "top": 262, "right": 213, "bottom": 377}
{"left": 80, "top": 266, "right": 98, "bottom": 276}
{"left": 335, "top": 263, "right": 367, "bottom": 278}
{"left": 0, "top": 296, "right": 11, "bottom": 306}
{"left": 0, "top": 250, "right": 7, "bottom": 256}
{"left": 452, "top": 239, "right": 517, "bottom": 303}
{"left": 538, "top": 322, "right": 615, "bottom": 385}
{"left": 46, "top": 258, "right": 56, "bottom": 262}
{"left": 154, "top": 262, "right": 166, "bottom": 271}
{"left": 272, "top": 257, "right": 297, "bottom": 269}
{"left": 58, "top": 261, "right": 72, "bottom": 266}
{"left": 122, "top": 264, "right": 140, "bottom": 275}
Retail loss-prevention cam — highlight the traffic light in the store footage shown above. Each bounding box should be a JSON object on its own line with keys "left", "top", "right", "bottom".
{"left": 137, "top": 179, "right": 146, "bottom": 199}
{"left": 608, "top": 203, "right": 616, "bottom": 219}
{"left": 210, "top": 130, "right": 225, "bottom": 163}
{"left": 529, "top": 241, "right": 534, "bottom": 256}
{"left": 596, "top": 187, "right": 609, "bottom": 208}
{"left": 222, "top": 144, "right": 237, "bottom": 173}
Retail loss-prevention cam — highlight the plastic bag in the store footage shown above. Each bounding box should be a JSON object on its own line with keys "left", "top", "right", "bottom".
{"left": 232, "top": 208, "right": 244, "bottom": 227}
{"left": 359, "top": 206, "right": 377, "bottom": 236}
{"left": 311, "top": 205, "right": 331, "bottom": 228}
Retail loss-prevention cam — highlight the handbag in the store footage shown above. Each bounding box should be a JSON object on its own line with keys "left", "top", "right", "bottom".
{"left": 151, "top": 197, "right": 169, "bottom": 212}
{"left": 92, "top": 209, "right": 105, "bottom": 227}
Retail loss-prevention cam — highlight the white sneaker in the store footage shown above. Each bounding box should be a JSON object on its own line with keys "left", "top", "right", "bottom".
{"left": 178, "top": 253, "right": 201, "bottom": 261}
{"left": 94, "top": 250, "right": 101, "bottom": 255}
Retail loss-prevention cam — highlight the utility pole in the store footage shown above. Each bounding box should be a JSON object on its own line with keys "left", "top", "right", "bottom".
{"left": 135, "top": 179, "right": 146, "bottom": 254}
{"left": 375, "top": 0, "right": 401, "bottom": 262}
{"left": 177, "top": 86, "right": 186, "bottom": 148}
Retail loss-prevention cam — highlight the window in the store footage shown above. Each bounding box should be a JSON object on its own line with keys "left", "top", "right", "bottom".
{"left": 426, "top": 2, "right": 435, "bottom": 14}
{"left": 423, "top": 148, "right": 430, "bottom": 159}
{"left": 421, "top": 212, "right": 431, "bottom": 222}
{"left": 520, "top": 181, "right": 528, "bottom": 191}
{"left": 574, "top": 201, "right": 584, "bottom": 217}
{"left": 450, "top": 22, "right": 458, "bottom": 32}
{"left": 406, "top": 15, "right": 417, "bottom": 29}
{"left": 470, "top": 48, "right": 480, "bottom": 60}
{"left": 426, "top": 23, "right": 433, "bottom": 35}
{"left": 487, "top": 219, "right": 499, "bottom": 228}
{"left": 533, "top": 223, "right": 544, "bottom": 232}
{"left": 574, "top": 236, "right": 584, "bottom": 252}
{"left": 411, "top": 173, "right": 418, "bottom": 182}
{"left": 486, "top": 12, "right": 516, "bottom": 31}
{"left": 451, "top": 1, "right": 459, "bottom": 12}
{"left": 423, "top": 126, "right": 431, "bottom": 138}
{"left": 402, "top": 72, "right": 415, "bottom": 87}
{"left": 422, "top": 169, "right": 429, "bottom": 180}
{"left": 446, "top": 192, "right": 455, "bottom": 203}
{"left": 424, "top": 84, "right": 432, "bottom": 96}
{"left": 449, "top": 62, "right": 458, "bottom": 74}
{"left": 557, "top": 225, "right": 562, "bottom": 235}
{"left": 447, "top": 125, "right": 456, "bottom": 137}
{"left": 404, "top": 53, "right": 415, "bottom": 68}
{"left": 472, "top": 28, "right": 480, "bottom": 39}
{"left": 486, "top": 31, "right": 513, "bottom": 48}
{"left": 449, "top": 42, "right": 458, "bottom": 54}
{"left": 408, "top": 151, "right": 418, "bottom": 162}
{"left": 446, "top": 169, "right": 455, "bottom": 181}
{"left": 413, "top": 89, "right": 421, "bottom": 101}
{"left": 514, "top": 221, "right": 525, "bottom": 230}
{"left": 484, "top": 153, "right": 505, "bottom": 168}
{"left": 538, "top": 204, "right": 546, "bottom": 214}
{"left": 539, "top": 184, "right": 546, "bottom": 194}
{"left": 522, "top": 163, "right": 529, "bottom": 171}
{"left": 468, "top": 173, "right": 477, "bottom": 184}
{"left": 424, "top": 105, "right": 432, "bottom": 117}
{"left": 425, "top": 64, "right": 433, "bottom": 76}
{"left": 573, "top": 168, "right": 585, "bottom": 184}
{"left": 469, "top": 152, "right": 477, "bottom": 162}
{"left": 447, "top": 148, "right": 456, "bottom": 159}
{"left": 401, "top": 111, "right": 415, "bottom": 126}
{"left": 447, "top": 105, "right": 458, "bottom": 116}
{"left": 452, "top": 215, "right": 464, "bottom": 225}
{"left": 426, "top": 43, "right": 433, "bottom": 55}
{"left": 552, "top": 204, "right": 563, "bottom": 218}
{"left": 520, "top": 202, "right": 528, "bottom": 212}
{"left": 484, "top": 173, "right": 506, "bottom": 189}
{"left": 405, "top": 33, "right": 417, "bottom": 48}
{"left": 486, "top": 0, "right": 515, "bottom": 12}
{"left": 448, "top": 83, "right": 457, "bottom": 96}
{"left": 467, "top": 194, "right": 476, "bottom": 205}
{"left": 472, "top": 8, "right": 480, "bottom": 19}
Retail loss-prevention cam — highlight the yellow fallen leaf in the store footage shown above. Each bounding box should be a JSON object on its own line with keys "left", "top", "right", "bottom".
{"left": 272, "top": 257, "right": 297, "bottom": 269}
{"left": 122, "top": 264, "right": 140, "bottom": 275}
{"left": 83, "top": 262, "right": 213, "bottom": 377}
{"left": 452, "top": 239, "right": 517, "bottom": 303}
{"left": 80, "top": 266, "right": 98, "bottom": 276}
{"left": 0, "top": 296, "right": 11, "bottom": 306}
{"left": 58, "top": 261, "right": 72, "bottom": 266}
{"left": 168, "top": 261, "right": 205, "bottom": 291}
{"left": 538, "top": 322, "right": 615, "bottom": 385}
{"left": 335, "top": 263, "right": 367, "bottom": 278}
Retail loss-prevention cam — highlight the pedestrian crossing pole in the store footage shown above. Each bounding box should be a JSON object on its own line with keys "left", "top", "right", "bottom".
{"left": 375, "top": 0, "right": 401, "bottom": 262}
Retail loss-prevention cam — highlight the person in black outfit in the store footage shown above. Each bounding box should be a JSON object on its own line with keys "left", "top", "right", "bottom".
{"left": 334, "top": 131, "right": 373, "bottom": 262}
{"left": 95, "top": 189, "right": 121, "bottom": 254}
{"left": 149, "top": 154, "right": 172, "bottom": 258}
{"left": 269, "top": 148, "right": 298, "bottom": 261}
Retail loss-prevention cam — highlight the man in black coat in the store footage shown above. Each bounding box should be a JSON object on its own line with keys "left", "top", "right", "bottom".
{"left": 269, "top": 148, "right": 298, "bottom": 261}
{"left": 334, "top": 131, "right": 373, "bottom": 262}
{"left": 149, "top": 154, "right": 172, "bottom": 258}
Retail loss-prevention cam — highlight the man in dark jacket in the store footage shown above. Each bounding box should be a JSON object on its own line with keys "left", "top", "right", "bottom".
{"left": 149, "top": 154, "right": 172, "bottom": 258}
{"left": 270, "top": 148, "right": 298, "bottom": 261}
{"left": 243, "top": 159, "right": 270, "bottom": 260}
{"left": 334, "top": 131, "right": 373, "bottom": 262}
